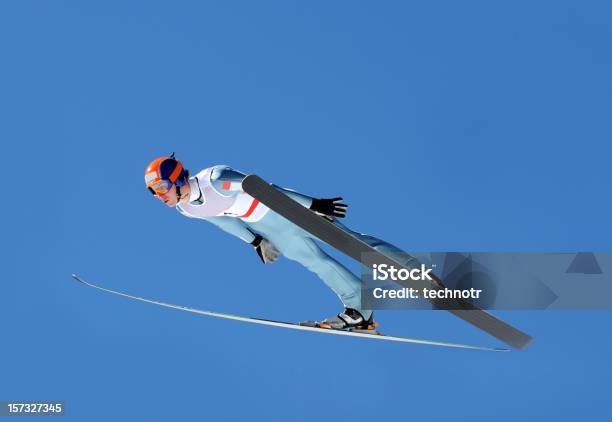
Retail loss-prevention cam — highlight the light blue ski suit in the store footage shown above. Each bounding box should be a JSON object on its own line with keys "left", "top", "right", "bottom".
{"left": 177, "top": 165, "right": 411, "bottom": 319}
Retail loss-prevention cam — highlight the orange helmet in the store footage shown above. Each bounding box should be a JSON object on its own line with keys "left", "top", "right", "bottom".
{"left": 144, "top": 153, "right": 188, "bottom": 195}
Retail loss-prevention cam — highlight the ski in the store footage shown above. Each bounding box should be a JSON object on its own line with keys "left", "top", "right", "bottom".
{"left": 242, "top": 174, "right": 533, "bottom": 350}
{"left": 70, "top": 274, "right": 507, "bottom": 352}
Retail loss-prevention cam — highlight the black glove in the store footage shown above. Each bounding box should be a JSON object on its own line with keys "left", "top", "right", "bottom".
{"left": 250, "top": 235, "right": 280, "bottom": 264}
{"left": 310, "top": 197, "right": 348, "bottom": 219}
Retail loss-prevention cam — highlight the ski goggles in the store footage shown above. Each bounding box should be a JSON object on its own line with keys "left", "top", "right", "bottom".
{"left": 147, "top": 179, "right": 173, "bottom": 195}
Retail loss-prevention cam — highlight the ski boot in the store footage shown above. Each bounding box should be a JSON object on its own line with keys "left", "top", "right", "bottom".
{"left": 301, "top": 308, "right": 379, "bottom": 334}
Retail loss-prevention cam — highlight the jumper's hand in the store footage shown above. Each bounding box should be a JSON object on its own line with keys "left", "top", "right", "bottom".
{"left": 251, "top": 235, "right": 280, "bottom": 264}
{"left": 310, "top": 197, "right": 348, "bottom": 220}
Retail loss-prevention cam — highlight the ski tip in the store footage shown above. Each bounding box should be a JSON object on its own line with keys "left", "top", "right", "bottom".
{"left": 71, "top": 274, "right": 85, "bottom": 283}
{"left": 242, "top": 174, "right": 266, "bottom": 189}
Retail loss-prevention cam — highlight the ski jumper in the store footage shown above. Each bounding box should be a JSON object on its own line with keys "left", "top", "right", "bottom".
{"left": 177, "top": 165, "right": 415, "bottom": 319}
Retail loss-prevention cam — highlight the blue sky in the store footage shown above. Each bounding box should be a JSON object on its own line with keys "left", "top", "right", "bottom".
{"left": 1, "top": 1, "right": 611, "bottom": 420}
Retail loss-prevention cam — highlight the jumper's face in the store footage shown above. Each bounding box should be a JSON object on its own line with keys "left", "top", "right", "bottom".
{"left": 155, "top": 184, "right": 179, "bottom": 207}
